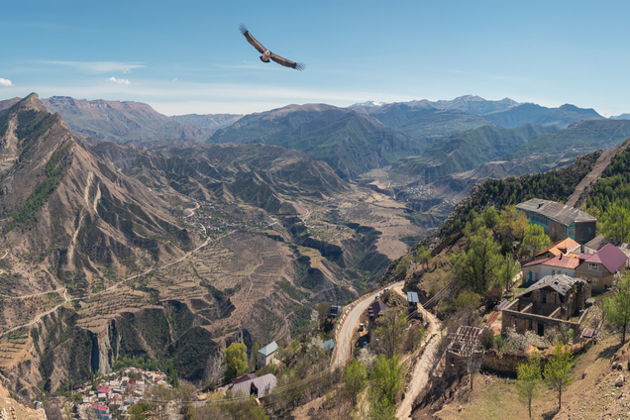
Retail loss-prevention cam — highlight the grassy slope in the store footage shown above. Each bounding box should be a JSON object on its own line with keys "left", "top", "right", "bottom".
{"left": 435, "top": 335, "right": 625, "bottom": 420}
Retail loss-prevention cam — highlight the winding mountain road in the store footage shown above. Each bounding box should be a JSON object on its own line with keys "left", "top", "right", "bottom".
{"left": 331, "top": 281, "right": 404, "bottom": 369}
{"left": 329, "top": 279, "right": 442, "bottom": 419}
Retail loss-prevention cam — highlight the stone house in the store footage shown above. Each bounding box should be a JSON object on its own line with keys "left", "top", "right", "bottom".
{"left": 575, "top": 243, "right": 629, "bottom": 291}
{"left": 502, "top": 274, "right": 591, "bottom": 336}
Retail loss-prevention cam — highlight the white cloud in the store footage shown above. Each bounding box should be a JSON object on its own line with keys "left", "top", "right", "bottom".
{"left": 42, "top": 60, "right": 144, "bottom": 73}
{"left": 0, "top": 78, "right": 13, "bottom": 87}
{"left": 107, "top": 77, "right": 131, "bottom": 85}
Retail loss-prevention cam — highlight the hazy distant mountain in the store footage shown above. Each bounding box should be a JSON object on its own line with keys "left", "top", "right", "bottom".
{"left": 0, "top": 96, "right": 20, "bottom": 112}
{"left": 515, "top": 119, "right": 630, "bottom": 156}
{"left": 41, "top": 96, "right": 209, "bottom": 144}
{"left": 484, "top": 103, "right": 603, "bottom": 129}
{"left": 356, "top": 102, "right": 490, "bottom": 140}
{"left": 392, "top": 124, "right": 554, "bottom": 182}
{"left": 351, "top": 95, "right": 519, "bottom": 116}
{"left": 171, "top": 113, "right": 242, "bottom": 135}
{"left": 419, "top": 95, "right": 519, "bottom": 115}
{"left": 611, "top": 113, "right": 630, "bottom": 120}
{"left": 0, "top": 96, "right": 243, "bottom": 145}
{"left": 208, "top": 103, "right": 418, "bottom": 177}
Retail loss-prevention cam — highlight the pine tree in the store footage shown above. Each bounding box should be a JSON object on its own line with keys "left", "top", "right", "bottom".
{"left": 604, "top": 273, "right": 630, "bottom": 345}
{"left": 543, "top": 343, "right": 574, "bottom": 410}
{"left": 516, "top": 353, "right": 542, "bottom": 418}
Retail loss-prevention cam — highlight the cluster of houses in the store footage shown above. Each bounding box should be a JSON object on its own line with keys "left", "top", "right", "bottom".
{"left": 70, "top": 368, "right": 170, "bottom": 419}
{"left": 501, "top": 199, "right": 629, "bottom": 338}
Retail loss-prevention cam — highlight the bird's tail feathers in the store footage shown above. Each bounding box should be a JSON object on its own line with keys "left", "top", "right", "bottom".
{"left": 239, "top": 24, "right": 248, "bottom": 34}
{"left": 295, "top": 63, "right": 305, "bottom": 71}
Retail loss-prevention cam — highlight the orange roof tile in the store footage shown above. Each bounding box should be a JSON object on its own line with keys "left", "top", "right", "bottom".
{"left": 536, "top": 238, "right": 581, "bottom": 257}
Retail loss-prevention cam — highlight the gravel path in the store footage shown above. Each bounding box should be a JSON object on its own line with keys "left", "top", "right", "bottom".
{"left": 331, "top": 281, "right": 404, "bottom": 369}
{"left": 396, "top": 303, "right": 442, "bottom": 420}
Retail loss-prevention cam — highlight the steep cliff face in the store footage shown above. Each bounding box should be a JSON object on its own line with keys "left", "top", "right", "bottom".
{"left": 6, "top": 302, "right": 226, "bottom": 398}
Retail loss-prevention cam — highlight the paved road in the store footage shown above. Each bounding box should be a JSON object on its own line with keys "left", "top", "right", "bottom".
{"left": 331, "top": 280, "right": 404, "bottom": 369}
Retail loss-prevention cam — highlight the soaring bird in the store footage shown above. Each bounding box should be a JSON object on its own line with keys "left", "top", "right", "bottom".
{"left": 239, "top": 25, "right": 304, "bottom": 70}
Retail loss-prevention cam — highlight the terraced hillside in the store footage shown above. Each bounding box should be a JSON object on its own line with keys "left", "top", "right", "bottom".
{"left": 0, "top": 94, "right": 428, "bottom": 399}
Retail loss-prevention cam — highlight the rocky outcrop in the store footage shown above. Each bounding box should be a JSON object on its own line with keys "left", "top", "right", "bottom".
{"left": 5, "top": 301, "right": 227, "bottom": 399}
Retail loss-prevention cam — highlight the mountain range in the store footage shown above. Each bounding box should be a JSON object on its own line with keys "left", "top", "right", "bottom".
{"left": 0, "top": 94, "right": 427, "bottom": 396}
{"left": 0, "top": 96, "right": 241, "bottom": 145}
{"left": 0, "top": 91, "right": 629, "bottom": 400}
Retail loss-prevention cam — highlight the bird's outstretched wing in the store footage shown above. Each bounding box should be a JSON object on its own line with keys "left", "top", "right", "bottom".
{"left": 270, "top": 53, "right": 305, "bottom": 71}
{"left": 240, "top": 24, "right": 266, "bottom": 54}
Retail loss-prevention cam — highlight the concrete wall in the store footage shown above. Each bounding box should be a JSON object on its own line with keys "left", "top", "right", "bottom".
{"left": 501, "top": 308, "right": 580, "bottom": 336}
{"left": 520, "top": 211, "right": 596, "bottom": 244}
{"left": 575, "top": 221, "right": 597, "bottom": 245}
{"left": 523, "top": 265, "right": 576, "bottom": 286}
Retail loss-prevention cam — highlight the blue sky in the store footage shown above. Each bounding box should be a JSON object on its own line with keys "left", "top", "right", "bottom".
{"left": 1, "top": 0, "right": 629, "bottom": 115}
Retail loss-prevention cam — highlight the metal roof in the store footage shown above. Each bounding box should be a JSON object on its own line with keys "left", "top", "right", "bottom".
{"left": 585, "top": 243, "right": 628, "bottom": 274}
{"left": 230, "top": 373, "right": 278, "bottom": 398}
{"left": 583, "top": 235, "right": 610, "bottom": 251}
{"left": 516, "top": 198, "right": 596, "bottom": 226}
{"left": 369, "top": 300, "right": 387, "bottom": 317}
{"left": 406, "top": 291, "right": 420, "bottom": 303}
{"left": 523, "top": 255, "right": 580, "bottom": 269}
{"left": 258, "top": 341, "right": 278, "bottom": 357}
{"left": 519, "top": 274, "right": 585, "bottom": 297}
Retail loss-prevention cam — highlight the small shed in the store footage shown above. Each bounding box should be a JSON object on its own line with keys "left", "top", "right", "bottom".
{"left": 328, "top": 305, "right": 342, "bottom": 318}
{"left": 406, "top": 291, "right": 420, "bottom": 316}
{"left": 368, "top": 300, "right": 387, "bottom": 319}
{"left": 231, "top": 373, "right": 278, "bottom": 398}
{"left": 322, "top": 339, "right": 334, "bottom": 351}
{"left": 257, "top": 341, "right": 279, "bottom": 368}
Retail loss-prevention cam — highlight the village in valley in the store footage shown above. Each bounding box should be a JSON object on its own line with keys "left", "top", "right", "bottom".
{"left": 54, "top": 194, "right": 630, "bottom": 419}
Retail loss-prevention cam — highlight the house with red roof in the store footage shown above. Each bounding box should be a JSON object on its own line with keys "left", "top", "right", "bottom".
{"left": 576, "top": 243, "right": 628, "bottom": 291}
{"left": 96, "top": 386, "right": 111, "bottom": 394}
{"left": 91, "top": 403, "right": 112, "bottom": 420}
{"left": 522, "top": 254, "right": 581, "bottom": 286}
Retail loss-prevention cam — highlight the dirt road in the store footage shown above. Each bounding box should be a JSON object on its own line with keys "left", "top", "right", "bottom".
{"left": 331, "top": 281, "right": 404, "bottom": 369}
{"left": 566, "top": 138, "right": 630, "bottom": 208}
{"left": 396, "top": 305, "right": 442, "bottom": 420}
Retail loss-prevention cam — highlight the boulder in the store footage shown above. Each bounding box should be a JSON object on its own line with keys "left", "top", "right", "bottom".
{"left": 615, "top": 374, "right": 625, "bottom": 387}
